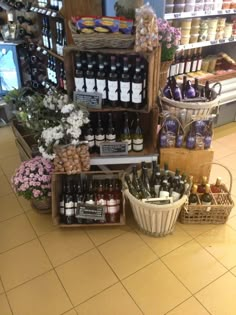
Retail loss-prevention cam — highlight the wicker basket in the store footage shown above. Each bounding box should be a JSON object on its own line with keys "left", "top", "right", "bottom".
{"left": 179, "top": 162, "right": 234, "bottom": 224}
{"left": 68, "top": 21, "right": 135, "bottom": 49}
{"left": 159, "top": 83, "right": 221, "bottom": 126}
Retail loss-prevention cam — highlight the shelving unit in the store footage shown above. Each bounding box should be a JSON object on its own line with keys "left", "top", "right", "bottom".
{"left": 177, "top": 37, "right": 236, "bottom": 51}
{"left": 164, "top": 8, "right": 236, "bottom": 20}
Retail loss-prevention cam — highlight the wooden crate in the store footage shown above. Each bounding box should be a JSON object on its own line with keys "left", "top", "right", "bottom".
{"left": 64, "top": 45, "right": 161, "bottom": 113}
{"left": 52, "top": 171, "right": 126, "bottom": 227}
{"left": 160, "top": 148, "right": 214, "bottom": 183}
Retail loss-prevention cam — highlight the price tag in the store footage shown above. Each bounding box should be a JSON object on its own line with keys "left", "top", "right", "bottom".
{"left": 217, "top": 10, "right": 223, "bottom": 14}
{"left": 234, "top": 9, "right": 236, "bottom": 13}
{"left": 225, "top": 9, "right": 231, "bottom": 13}
{"left": 174, "top": 13, "right": 181, "bottom": 18}
{"left": 228, "top": 37, "right": 234, "bottom": 42}
{"left": 51, "top": 12, "right": 57, "bottom": 17}
{"left": 76, "top": 204, "right": 106, "bottom": 221}
{"left": 205, "top": 10, "right": 211, "bottom": 15}
{"left": 191, "top": 12, "right": 197, "bottom": 16}
{"left": 219, "top": 39, "right": 226, "bottom": 43}
{"left": 46, "top": 10, "right": 51, "bottom": 16}
{"left": 100, "top": 142, "right": 128, "bottom": 156}
{"left": 41, "top": 9, "right": 46, "bottom": 14}
{"left": 34, "top": 7, "right": 39, "bottom": 12}
{"left": 210, "top": 40, "right": 218, "bottom": 45}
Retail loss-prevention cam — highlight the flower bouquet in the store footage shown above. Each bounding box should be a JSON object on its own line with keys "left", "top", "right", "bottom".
{"left": 11, "top": 157, "right": 53, "bottom": 211}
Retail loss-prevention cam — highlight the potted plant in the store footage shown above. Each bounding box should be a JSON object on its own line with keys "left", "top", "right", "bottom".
{"left": 11, "top": 156, "right": 53, "bottom": 212}
{"left": 157, "top": 18, "right": 181, "bottom": 88}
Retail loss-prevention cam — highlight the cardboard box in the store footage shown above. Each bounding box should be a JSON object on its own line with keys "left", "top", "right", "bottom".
{"left": 160, "top": 148, "right": 214, "bottom": 183}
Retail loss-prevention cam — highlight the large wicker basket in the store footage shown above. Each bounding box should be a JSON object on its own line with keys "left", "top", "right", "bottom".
{"left": 159, "top": 82, "right": 221, "bottom": 126}
{"left": 68, "top": 21, "right": 135, "bottom": 50}
{"left": 179, "top": 163, "right": 234, "bottom": 224}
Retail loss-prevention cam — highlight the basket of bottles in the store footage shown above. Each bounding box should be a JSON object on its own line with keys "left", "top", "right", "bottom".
{"left": 124, "top": 162, "right": 189, "bottom": 237}
{"left": 179, "top": 163, "right": 234, "bottom": 224}
{"left": 159, "top": 78, "right": 222, "bottom": 126}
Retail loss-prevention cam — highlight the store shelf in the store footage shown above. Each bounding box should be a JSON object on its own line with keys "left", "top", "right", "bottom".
{"left": 90, "top": 154, "right": 158, "bottom": 166}
{"left": 30, "top": 6, "right": 61, "bottom": 18}
{"left": 36, "top": 45, "right": 64, "bottom": 61}
{"left": 177, "top": 37, "right": 236, "bottom": 51}
{"left": 164, "top": 8, "right": 236, "bottom": 20}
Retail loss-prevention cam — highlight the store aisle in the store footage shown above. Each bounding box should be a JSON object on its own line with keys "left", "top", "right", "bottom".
{"left": 0, "top": 125, "right": 236, "bottom": 315}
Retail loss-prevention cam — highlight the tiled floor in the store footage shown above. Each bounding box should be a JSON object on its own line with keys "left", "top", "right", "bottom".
{"left": 0, "top": 124, "right": 236, "bottom": 315}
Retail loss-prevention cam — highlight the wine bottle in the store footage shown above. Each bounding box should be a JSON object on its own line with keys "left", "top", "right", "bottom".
{"left": 132, "top": 165, "right": 142, "bottom": 197}
{"left": 85, "top": 53, "right": 96, "bottom": 93}
{"left": 178, "top": 52, "right": 185, "bottom": 75}
{"left": 194, "top": 78, "right": 200, "bottom": 97}
{"left": 84, "top": 122, "right": 95, "bottom": 153}
{"left": 125, "top": 174, "right": 140, "bottom": 199}
{"left": 189, "top": 184, "right": 198, "bottom": 205}
{"left": 176, "top": 126, "right": 184, "bottom": 148}
{"left": 185, "top": 80, "right": 196, "bottom": 98}
{"left": 201, "top": 183, "right": 212, "bottom": 205}
{"left": 159, "top": 180, "right": 170, "bottom": 198}
{"left": 74, "top": 176, "right": 84, "bottom": 224}
{"left": 59, "top": 176, "right": 66, "bottom": 223}
{"left": 106, "top": 180, "right": 119, "bottom": 223}
{"left": 141, "top": 166, "right": 151, "bottom": 194}
{"left": 107, "top": 55, "right": 119, "bottom": 107}
{"left": 120, "top": 56, "right": 131, "bottom": 108}
{"left": 181, "top": 75, "right": 187, "bottom": 99}
{"left": 95, "top": 113, "right": 105, "bottom": 153}
{"left": 197, "top": 176, "right": 208, "bottom": 193}
{"left": 190, "top": 49, "right": 198, "bottom": 72}
{"left": 132, "top": 114, "right": 144, "bottom": 152}
{"left": 149, "top": 161, "right": 159, "bottom": 197}
{"left": 141, "top": 59, "right": 147, "bottom": 103}
{"left": 106, "top": 112, "right": 116, "bottom": 142}
{"left": 131, "top": 57, "right": 143, "bottom": 109}
{"left": 169, "top": 58, "right": 176, "bottom": 77}
{"left": 184, "top": 51, "right": 192, "bottom": 74}
{"left": 163, "top": 78, "right": 173, "bottom": 99}
{"left": 96, "top": 54, "right": 107, "bottom": 105}
{"left": 210, "top": 177, "right": 222, "bottom": 193}
{"left": 120, "top": 112, "right": 132, "bottom": 152}
{"left": 196, "top": 48, "right": 203, "bottom": 71}
{"left": 159, "top": 126, "right": 168, "bottom": 148}
{"left": 64, "top": 178, "right": 75, "bottom": 225}
{"left": 204, "top": 81, "right": 212, "bottom": 100}
{"left": 75, "top": 53, "right": 85, "bottom": 92}
{"left": 58, "top": 22, "right": 64, "bottom": 56}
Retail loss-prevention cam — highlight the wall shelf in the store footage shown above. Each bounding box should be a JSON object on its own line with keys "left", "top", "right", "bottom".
{"left": 177, "top": 37, "right": 236, "bottom": 51}
{"left": 164, "top": 8, "right": 236, "bottom": 20}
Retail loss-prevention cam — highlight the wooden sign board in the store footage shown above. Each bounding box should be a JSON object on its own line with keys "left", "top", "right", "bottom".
{"left": 100, "top": 142, "right": 128, "bottom": 156}
{"left": 74, "top": 91, "right": 102, "bottom": 109}
{"left": 76, "top": 204, "right": 105, "bottom": 221}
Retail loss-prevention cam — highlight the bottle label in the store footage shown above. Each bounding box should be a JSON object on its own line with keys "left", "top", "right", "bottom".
{"left": 197, "top": 59, "right": 202, "bottom": 71}
{"left": 189, "top": 202, "right": 198, "bottom": 206}
{"left": 132, "top": 82, "right": 142, "bottom": 103}
{"left": 185, "top": 61, "right": 191, "bottom": 74}
{"left": 132, "top": 138, "right": 143, "bottom": 151}
{"left": 169, "top": 64, "right": 176, "bottom": 77}
{"left": 123, "top": 139, "right": 132, "bottom": 151}
{"left": 95, "top": 134, "right": 105, "bottom": 146}
{"left": 172, "top": 191, "right": 181, "bottom": 202}
{"left": 108, "top": 80, "right": 118, "bottom": 101}
{"left": 106, "top": 134, "right": 116, "bottom": 142}
{"left": 175, "top": 63, "right": 180, "bottom": 76}
{"left": 65, "top": 201, "right": 74, "bottom": 208}
{"left": 65, "top": 201, "right": 74, "bottom": 216}
{"left": 120, "top": 81, "right": 130, "bottom": 102}
{"left": 179, "top": 62, "right": 185, "bottom": 74}
{"left": 154, "top": 184, "right": 161, "bottom": 197}
{"left": 107, "top": 199, "right": 118, "bottom": 213}
{"left": 192, "top": 60, "right": 198, "bottom": 72}
{"left": 96, "top": 79, "right": 106, "bottom": 99}
{"left": 60, "top": 201, "right": 64, "bottom": 214}
{"left": 159, "top": 191, "right": 170, "bottom": 198}
{"left": 85, "top": 78, "right": 95, "bottom": 93}
{"left": 75, "top": 77, "right": 84, "bottom": 91}
{"left": 186, "top": 136, "right": 196, "bottom": 149}
{"left": 86, "top": 200, "right": 95, "bottom": 205}
{"left": 85, "top": 135, "right": 95, "bottom": 147}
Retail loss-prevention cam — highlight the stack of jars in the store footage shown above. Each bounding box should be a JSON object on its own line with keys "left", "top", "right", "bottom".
{"left": 180, "top": 18, "right": 201, "bottom": 44}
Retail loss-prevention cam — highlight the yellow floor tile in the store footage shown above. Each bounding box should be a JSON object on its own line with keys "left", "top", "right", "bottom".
{"left": 196, "top": 272, "right": 236, "bottom": 315}
{"left": 0, "top": 294, "right": 12, "bottom": 315}
{"left": 162, "top": 240, "right": 226, "bottom": 293}
{"left": 231, "top": 266, "right": 236, "bottom": 276}
{"left": 0, "top": 239, "right": 52, "bottom": 291}
{"left": 177, "top": 222, "right": 216, "bottom": 238}
{"left": 56, "top": 248, "right": 118, "bottom": 306}
{"left": 40, "top": 229, "right": 94, "bottom": 267}
{"left": 0, "top": 155, "right": 21, "bottom": 176}
{"left": 0, "top": 141, "right": 18, "bottom": 159}
{"left": 86, "top": 226, "right": 130, "bottom": 246}
{"left": 63, "top": 310, "right": 78, "bottom": 315}
{"left": 197, "top": 225, "right": 236, "bottom": 269}
{"left": 123, "top": 260, "right": 191, "bottom": 315}
{"left": 75, "top": 282, "right": 142, "bottom": 315}
{"left": 213, "top": 123, "right": 236, "bottom": 140}
{"left": 0, "top": 175, "right": 12, "bottom": 197}
{"left": 99, "top": 231, "right": 157, "bottom": 280}
{"left": 26, "top": 210, "right": 57, "bottom": 236}
{"left": 0, "top": 280, "right": 4, "bottom": 294}
{"left": 16, "top": 195, "right": 32, "bottom": 212}
{"left": 227, "top": 215, "right": 236, "bottom": 230}
{"left": 212, "top": 141, "right": 235, "bottom": 160}
{"left": 138, "top": 225, "right": 192, "bottom": 258}
{"left": 166, "top": 297, "right": 210, "bottom": 315}
{"left": 0, "top": 193, "right": 23, "bottom": 222}
{"left": 0, "top": 214, "right": 36, "bottom": 253}
{"left": 7, "top": 270, "right": 72, "bottom": 315}
{"left": 0, "top": 126, "right": 15, "bottom": 144}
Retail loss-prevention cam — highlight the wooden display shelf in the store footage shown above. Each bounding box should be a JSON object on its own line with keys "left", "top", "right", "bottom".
{"left": 64, "top": 45, "right": 161, "bottom": 113}
{"left": 52, "top": 171, "right": 126, "bottom": 227}
{"left": 160, "top": 147, "right": 214, "bottom": 183}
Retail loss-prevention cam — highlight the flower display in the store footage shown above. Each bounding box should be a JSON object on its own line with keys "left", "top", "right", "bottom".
{"left": 11, "top": 157, "right": 53, "bottom": 200}
{"left": 157, "top": 18, "right": 181, "bottom": 62}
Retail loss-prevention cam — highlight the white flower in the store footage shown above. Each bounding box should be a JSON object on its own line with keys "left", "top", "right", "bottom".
{"left": 39, "top": 146, "right": 56, "bottom": 160}
{"left": 49, "top": 104, "right": 55, "bottom": 110}
{"left": 61, "top": 103, "right": 75, "bottom": 114}
{"left": 41, "top": 125, "right": 64, "bottom": 146}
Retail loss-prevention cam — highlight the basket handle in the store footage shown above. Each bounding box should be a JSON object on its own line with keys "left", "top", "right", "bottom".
{"left": 68, "top": 20, "right": 78, "bottom": 34}
{"left": 200, "top": 162, "right": 233, "bottom": 194}
{"left": 212, "top": 82, "right": 222, "bottom": 96}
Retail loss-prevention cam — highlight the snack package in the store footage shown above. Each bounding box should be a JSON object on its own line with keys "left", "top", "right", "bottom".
{"left": 119, "top": 18, "right": 134, "bottom": 34}
{"left": 75, "top": 16, "right": 96, "bottom": 34}
{"left": 95, "top": 17, "right": 120, "bottom": 33}
{"left": 135, "top": 2, "right": 159, "bottom": 52}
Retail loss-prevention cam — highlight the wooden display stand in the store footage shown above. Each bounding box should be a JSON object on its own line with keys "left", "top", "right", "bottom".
{"left": 160, "top": 148, "right": 214, "bottom": 183}
{"left": 52, "top": 171, "right": 126, "bottom": 227}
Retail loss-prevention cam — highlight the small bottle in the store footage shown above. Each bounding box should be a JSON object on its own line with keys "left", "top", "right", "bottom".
{"left": 85, "top": 54, "right": 96, "bottom": 93}
{"left": 74, "top": 53, "right": 85, "bottom": 92}
{"left": 211, "top": 177, "right": 222, "bottom": 193}
{"left": 185, "top": 80, "right": 196, "bottom": 99}
{"left": 125, "top": 174, "right": 140, "bottom": 199}
{"left": 96, "top": 54, "right": 107, "bottom": 105}
{"left": 107, "top": 56, "right": 119, "bottom": 107}
{"left": 201, "top": 183, "right": 212, "bottom": 205}
{"left": 159, "top": 126, "right": 168, "bottom": 148}
{"left": 106, "top": 112, "right": 116, "bottom": 143}
{"left": 131, "top": 57, "right": 143, "bottom": 109}
{"left": 132, "top": 114, "right": 144, "bottom": 152}
{"left": 169, "top": 58, "right": 177, "bottom": 77}
{"left": 197, "top": 176, "right": 208, "bottom": 193}
{"left": 163, "top": 78, "right": 173, "bottom": 99}
{"left": 120, "top": 56, "right": 131, "bottom": 108}
{"left": 189, "top": 184, "right": 198, "bottom": 205}
{"left": 121, "top": 112, "right": 132, "bottom": 152}
{"left": 186, "top": 123, "right": 196, "bottom": 150}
